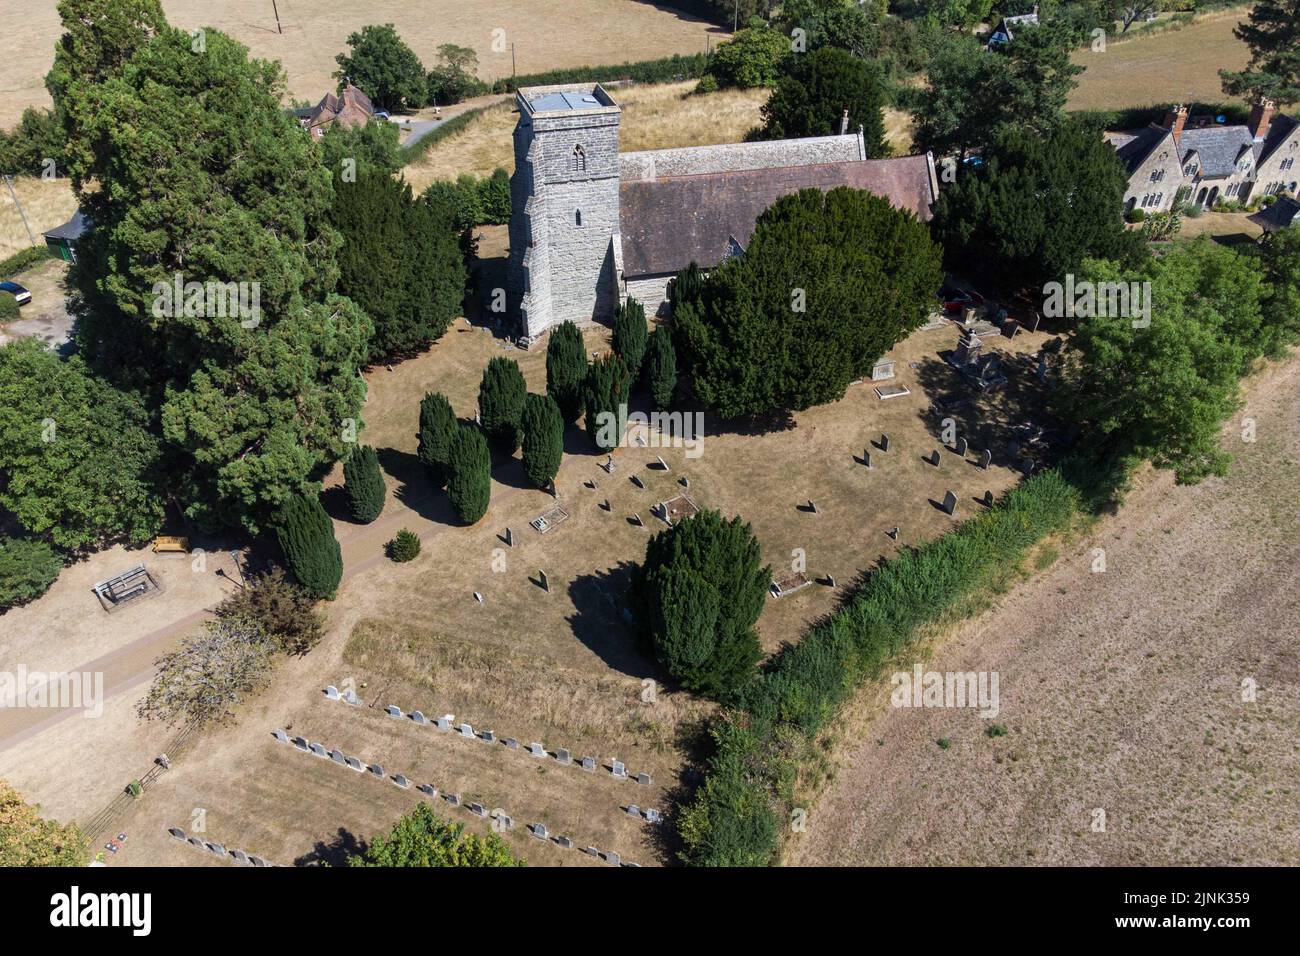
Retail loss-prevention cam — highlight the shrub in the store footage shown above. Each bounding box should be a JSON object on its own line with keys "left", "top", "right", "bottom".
{"left": 546, "top": 321, "right": 588, "bottom": 422}
{"left": 612, "top": 297, "right": 649, "bottom": 380}
{"left": 693, "top": 74, "right": 720, "bottom": 95}
{"left": 489, "top": 52, "right": 711, "bottom": 93}
{"left": 387, "top": 529, "right": 421, "bottom": 562}
{"left": 669, "top": 262, "right": 704, "bottom": 309}
{"left": 478, "top": 356, "right": 527, "bottom": 452}
{"left": 125, "top": 781, "right": 142, "bottom": 798}
{"left": 0, "top": 296, "right": 18, "bottom": 321}
{"left": 214, "top": 567, "right": 324, "bottom": 655}
{"left": 630, "top": 509, "right": 769, "bottom": 700}
{"left": 520, "top": 393, "right": 564, "bottom": 490}
{"left": 275, "top": 493, "right": 343, "bottom": 600}
{"left": 646, "top": 328, "right": 678, "bottom": 411}
{"left": 707, "top": 24, "right": 789, "bottom": 89}
{"left": 1126, "top": 208, "right": 1147, "bottom": 223}
{"left": 582, "top": 354, "right": 631, "bottom": 451}
{"left": 416, "top": 392, "right": 458, "bottom": 487}
{"left": 0, "top": 245, "right": 54, "bottom": 278}
{"left": 447, "top": 425, "right": 491, "bottom": 524}
{"left": 0, "top": 537, "right": 64, "bottom": 612}
{"left": 343, "top": 444, "right": 386, "bottom": 523}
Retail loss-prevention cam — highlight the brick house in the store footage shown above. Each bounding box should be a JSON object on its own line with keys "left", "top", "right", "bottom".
{"left": 299, "top": 84, "right": 375, "bottom": 141}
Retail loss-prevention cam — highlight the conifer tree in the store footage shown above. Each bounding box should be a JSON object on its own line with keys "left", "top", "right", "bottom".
{"left": 646, "top": 328, "right": 678, "bottom": 411}
{"left": 582, "top": 354, "right": 631, "bottom": 451}
{"left": 416, "top": 392, "right": 458, "bottom": 488}
{"left": 447, "top": 424, "right": 491, "bottom": 524}
{"left": 520, "top": 393, "right": 564, "bottom": 489}
{"left": 545, "top": 320, "right": 587, "bottom": 422}
{"left": 342, "top": 444, "right": 386, "bottom": 523}
{"left": 612, "top": 297, "right": 649, "bottom": 380}
{"left": 477, "top": 356, "right": 527, "bottom": 452}
{"left": 275, "top": 493, "right": 343, "bottom": 600}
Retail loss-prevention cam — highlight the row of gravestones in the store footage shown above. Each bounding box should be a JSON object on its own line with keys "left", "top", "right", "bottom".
{"left": 324, "top": 688, "right": 654, "bottom": 787}
{"left": 167, "top": 826, "right": 274, "bottom": 867}
{"left": 274, "top": 728, "right": 645, "bottom": 867}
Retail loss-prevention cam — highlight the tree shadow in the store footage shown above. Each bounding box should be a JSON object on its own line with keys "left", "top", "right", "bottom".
{"left": 374, "top": 447, "right": 456, "bottom": 526}
{"left": 294, "top": 826, "right": 367, "bottom": 867}
{"left": 564, "top": 561, "right": 657, "bottom": 679}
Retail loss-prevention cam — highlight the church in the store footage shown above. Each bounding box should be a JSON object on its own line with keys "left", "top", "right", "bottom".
{"left": 505, "top": 83, "right": 939, "bottom": 343}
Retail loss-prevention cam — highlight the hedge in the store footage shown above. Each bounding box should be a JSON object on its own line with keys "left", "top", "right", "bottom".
{"left": 398, "top": 105, "right": 491, "bottom": 166}
{"left": 490, "top": 53, "right": 712, "bottom": 94}
{"left": 678, "top": 466, "right": 1090, "bottom": 866}
{"left": 0, "top": 245, "right": 54, "bottom": 278}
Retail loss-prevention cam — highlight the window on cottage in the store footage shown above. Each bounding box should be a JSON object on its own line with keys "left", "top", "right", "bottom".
{"left": 571, "top": 144, "right": 586, "bottom": 172}
{"left": 1282, "top": 157, "right": 1295, "bottom": 172}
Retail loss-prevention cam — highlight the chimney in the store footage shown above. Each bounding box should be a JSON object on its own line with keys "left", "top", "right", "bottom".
{"left": 1162, "top": 104, "right": 1188, "bottom": 143}
{"left": 1248, "top": 99, "right": 1276, "bottom": 142}
{"left": 840, "top": 109, "right": 850, "bottom": 136}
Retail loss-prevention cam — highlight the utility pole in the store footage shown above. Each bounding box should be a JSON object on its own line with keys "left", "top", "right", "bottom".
{"left": 512, "top": 42, "right": 517, "bottom": 83}
{"left": 271, "top": 0, "right": 283, "bottom": 35}
{"left": 3, "top": 176, "right": 36, "bottom": 247}
{"left": 734, "top": 0, "right": 739, "bottom": 33}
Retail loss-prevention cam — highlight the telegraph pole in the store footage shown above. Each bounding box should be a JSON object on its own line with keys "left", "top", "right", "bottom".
{"left": 3, "top": 176, "right": 36, "bottom": 247}
{"left": 271, "top": 0, "right": 283, "bottom": 34}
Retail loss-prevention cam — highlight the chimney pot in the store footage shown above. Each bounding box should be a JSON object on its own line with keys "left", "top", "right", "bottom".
{"left": 1163, "top": 104, "right": 1188, "bottom": 143}
{"left": 840, "top": 109, "right": 849, "bottom": 136}
{"left": 1249, "top": 99, "right": 1276, "bottom": 142}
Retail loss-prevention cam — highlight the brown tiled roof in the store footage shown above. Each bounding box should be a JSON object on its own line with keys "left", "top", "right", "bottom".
{"left": 617, "top": 155, "right": 935, "bottom": 277}
{"left": 305, "top": 84, "right": 374, "bottom": 131}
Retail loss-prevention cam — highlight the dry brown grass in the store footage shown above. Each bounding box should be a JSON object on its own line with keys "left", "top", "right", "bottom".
{"left": 0, "top": 176, "right": 77, "bottom": 262}
{"left": 1068, "top": 8, "right": 1252, "bottom": 112}
{"left": 0, "top": 0, "right": 724, "bottom": 129}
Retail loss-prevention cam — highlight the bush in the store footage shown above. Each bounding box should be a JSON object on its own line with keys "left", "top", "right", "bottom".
{"left": 0, "top": 296, "right": 18, "bottom": 321}
{"left": 213, "top": 567, "right": 324, "bottom": 655}
{"left": 0, "top": 245, "right": 53, "bottom": 278}
{"left": 693, "top": 74, "right": 720, "bottom": 95}
{"left": 447, "top": 424, "right": 491, "bottom": 524}
{"left": 343, "top": 444, "right": 386, "bottom": 523}
{"left": 417, "top": 392, "right": 458, "bottom": 487}
{"left": 1126, "top": 208, "right": 1147, "bottom": 223}
{"left": 520, "top": 392, "right": 564, "bottom": 490}
{"left": 707, "top": 24, "right": 790, "bottom": 89}
{"left": 0, "top": 537, "right": 64, "bottom": 611}
{"left": 478, "top": 356, "right": 527, "bottom": 452}
{"left": 489, "top": 53, "right": 711, "bottom": 93}
{"left": 582, "top": 354, "right": 631, "bottom": 451}
{"left": 387, "top": 529, "right": 421, "bottom": 562}
{"left": 275, "top": 493, "right": 343, "bottom": 600}
{"left": 646, "top": 328, "right": 678, "bottom": 411}
{"left": 612, "top": 297, "right": 649, "bottom": 380}
{"left": 546, "top": 321, "right": 588, "bottom": 423}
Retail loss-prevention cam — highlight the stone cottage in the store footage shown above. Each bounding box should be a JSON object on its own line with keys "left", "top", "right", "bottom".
{"left": 1109, "top": 101, "right": 1299, "bottom": 214}
{"left": 506, "top": 83, "right": 938, "bottom": 342}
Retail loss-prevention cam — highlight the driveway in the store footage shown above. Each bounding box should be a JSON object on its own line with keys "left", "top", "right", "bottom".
{"left": 0, "top": 257, "right": 74, "bottom": 351}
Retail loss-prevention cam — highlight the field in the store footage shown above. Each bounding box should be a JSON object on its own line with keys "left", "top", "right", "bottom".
{"left": 791, "top": 353, "right": 1300, "bottom": 867}
{"left": 0, "top": 294, "right": 1056, "bottom": 865}
{"left": 0, "top": 1, "right": 724, "bottom": 129}
{"left": 0, "top": 176, "right": 77, "bottom": 262}
{"left": 1068, "top": 8, "right": 1252, "bottom": 112}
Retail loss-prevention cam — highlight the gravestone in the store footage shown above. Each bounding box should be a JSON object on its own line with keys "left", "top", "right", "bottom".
{"left": 445, "top": 793, "right": 461, "bottom": 807}
{"left": 473, "top": 592, "right": 483, "bottom": 604}
{"left": 631, "top": 513, "right": 644, "bottom": 527}
{"left": 555, "top": 748, "right": 572, "bottom": 765}
{"left": 557, "top": 836, "right": 573, "bottom": 850}
{"left": 601, "top": 499, "right": 611, "bottom": 512}
{"left": 504, "top": 737, "right": 520, "bottom": 749}
{"left": 457, "top": 723, "right": 474, "bottom": 738}
{"left": 505, "top": 527, "right": 514, "bottom": 548}
{"left": 824, "top": 575, "right": 837, "bottom": 588}
{"left": 343, "top": 689, "right": 361, "bottom": 706}
{"left": 530, "top": 823, "right": 549, "bottom": 840}
{"left": 929, "top": 449, "right": 942, "bottom": 467}
{"left": 604, "top": 851, "right": 621, "bottom": 867}
{"left": 603, "top": 454, "right": 615, "bottom": 473}
{"left": 230, "top": 849, "right": 249, "bottom": 864}
{"left": 538, "top": 569, "right": 549, "bottom": 592}
{"left": 862, "top": 449, "right": 871, "bottom": 468}
{"left": 657, "top": 455, "right": 669, "bottom": 471}
{"left": 480, "top": 730, "right": 496, "bottom": 743}
{"left": 645, "top": 809, "right": 662, "bottom": 824}
{"left": 470, "top": 802, "right": 487, "bottom": 816}
{"left": 680, "top": 476, "right": 689, "bottom": 488}
{"left": 418, "top": 783, "right": 437, "bottom": 797}
{"left": 584, "top": 846, "right": 600, "bottom": 857}
{"left": 368, "top": 764, "right": 385, "bottom": 778}
{"left": 273, "top": 729, "right": 289, "bottom": 744}
{"left": 1020, "top": 458, "right": 1035, "bottom": 476}
{"left": 324, "top": 685, "right": 340, "bottom": 700}
{"left": 581, "top": 756, "right": 596, "bottom": 772}
{"left": 626, "top": 805, "right": 641, "bottom": 817}
{"left": 168, "top": 827, "right": 186, "bottom": 841}
{"left": 496, "top": 814, "right": 513, "bottom": 830}
{"left": 292, "top": 736, "right": 309, "bottom": 751}
{"left": 942, "top": 490, "right": 958, "bottom": 515}
{"left": 393, "top": 774, "right": 411, "bottom": 788}
{"left": 330, "top": 748, "right": 347, "bottom": 764}
{"left": 888, "top": 527, "right": 900, "bottom": 540}
{"left": 249, "top": 856, "right": 269, "bottom": 868}
{"left": 979, "top": 448, "right": 992, "bottom": 470}
{"left": 880, "top": 433, "right": 890, "bottom": 452}
{"left": 635, "top": 772, "right": 651, "bottom": 786}
{"left": 871, "top": 360, "right": 895, "bottom": 381}
{"left": 207, "top": 843, "right": 227, "bottom": 857}
{"left": 410, "top": 710, "right": 427, "bottom": 725}
{"left": 955, "top": 436, "right": 968, "bottom": 456}
{"left": 345, "top": 755, "right": 364, "bottom": 771}
{"left": 528, "top": 742, "right": 547, "bottom": 758}
{"left": 807, "top": 499, "right": 819, "bottom": 514}
{"left": 982, "top": 490, "right": 994, "bottom": 507}
{"left": 630, "top": 474, "right": 645, "bottom": 489}
{"left": 611, "top": 760, "right": 628, "bottom": 779}
{"left": 386, "top": 705, "right": 403, "bottom": 719}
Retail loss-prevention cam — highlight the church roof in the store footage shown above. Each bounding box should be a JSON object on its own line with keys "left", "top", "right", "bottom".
{"left": 618, "top": 154, "right": 936, "bottom": 277}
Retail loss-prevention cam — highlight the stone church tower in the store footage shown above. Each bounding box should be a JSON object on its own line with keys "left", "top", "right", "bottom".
{"left": 507, "top": 84, "right": 622, "bottom": 341}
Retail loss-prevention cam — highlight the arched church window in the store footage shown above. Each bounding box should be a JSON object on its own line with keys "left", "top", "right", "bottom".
{"left": 572, "top": 144, "right": 586, "bottom": 172}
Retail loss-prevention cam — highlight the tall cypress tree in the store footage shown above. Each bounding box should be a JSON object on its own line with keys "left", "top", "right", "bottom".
{"left": 416, "top": 392, "right": 458, "bottom": 488}
{"left": 646, "top": 328, "right": 678, "bottom": 411}
{"left": 520, "top": 393, "right": 564, "bottom": 489}
{"left": 342, "top": 444, "right": 386, "bottom": 523}
{"left": 582, "top": 354, "right": 631, "bottom": 451}
{"left": 545, "top": 320, "right": 587, "bottom": 423}
{"left": 276, "top": 493, "right": 343, "bottom": 600}
{"left": 447, "top": 424, "right": 491, "bottom": 524}
{"left": 612, "top": 297, "right": 649, "bottom": 380}
{"left": 477, "top": 356, "right": 527, "bottom": 452}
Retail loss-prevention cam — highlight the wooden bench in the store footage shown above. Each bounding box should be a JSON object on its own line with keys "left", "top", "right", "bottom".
{"left": 152, "top": 536, "right": 190, "bottom": 554}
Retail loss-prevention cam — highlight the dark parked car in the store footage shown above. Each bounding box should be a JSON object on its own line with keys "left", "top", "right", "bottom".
{"left": 0, "top": 280, "right": 31, "bottom": 306}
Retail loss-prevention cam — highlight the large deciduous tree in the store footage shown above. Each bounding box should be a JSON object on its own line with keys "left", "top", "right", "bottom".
{"left": 630, "top": 510, "right": 769, "bottom": 700}
{"left": 348, "top": 803, "right": 522, "bottom": 867}
{"left": 0, "top": 781, "right": 88, "bottom": 867}
{"left": 334, "top": 23, "right": 427, "bottom": 112}
{"left": 674, "top": 186, "right": 942, "bottom": 418}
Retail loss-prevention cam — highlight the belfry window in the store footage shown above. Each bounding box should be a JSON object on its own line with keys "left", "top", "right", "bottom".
{"left": 572, "top": 144, "right": 586, "bottom": 172}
